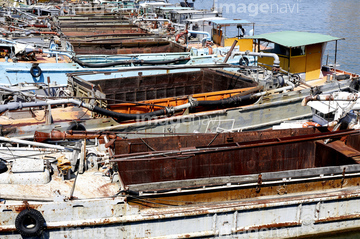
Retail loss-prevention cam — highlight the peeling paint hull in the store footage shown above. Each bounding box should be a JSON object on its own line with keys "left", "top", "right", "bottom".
{"left": 2, "top": 128, "right": 360, "bottom": 238}
{"left": 2, "top": 188, "right": 360, "bottom": 238}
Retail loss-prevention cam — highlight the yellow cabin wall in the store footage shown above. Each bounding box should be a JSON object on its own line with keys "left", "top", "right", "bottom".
{"left": 258, "top": 54, "right": 289, "bottom": 71}
{"left": 279, "top": 56, "right": 289, "bottom": 71}
{"left": 257, "top": 56, "right": 273, "bottom": 69}
{"left": 289, "top": 43, "right": 322, "bottom": 81}
{"left": 212, "top": 29, "right": 223, "bottom": 46}
{"left": 305, "top": 43, "right": 322, "bottom": 81}
{"left": 289, "top": 55, "right": 306, "bottom": 73}
{"left": 258, "top": 43, "right": 323, "bottom": 81}
{"left": 224, "top": 38, "right": 253, "bottom": 51}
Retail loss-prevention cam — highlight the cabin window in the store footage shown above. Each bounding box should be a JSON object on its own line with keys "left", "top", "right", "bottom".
{"left": 291, "top": 46, "right": 306, "bottom": 57}
{"left": 260, "top": 42, "right": 289, "bottom": 56}
{"left": 260, "top": 41, "right": 274, "bottom": 51}
{"left": 274, "top": 44, "right": 289, "bottom": 56}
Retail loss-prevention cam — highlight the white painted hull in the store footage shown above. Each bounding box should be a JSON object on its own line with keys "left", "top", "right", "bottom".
{"left": 1, "top": 186, "right": 360, "bottom": 238}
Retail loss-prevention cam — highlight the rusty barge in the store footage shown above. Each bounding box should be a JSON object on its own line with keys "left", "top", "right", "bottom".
{"left": 1, "top": 2, "right": 360, "bottom": 238}
{"left": 2, "top": 128, "right": 360, "bottom": 238}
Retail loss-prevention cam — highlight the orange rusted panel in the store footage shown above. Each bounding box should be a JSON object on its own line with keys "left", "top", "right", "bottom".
{"left": 108, "top": 87, "right": 257, "bottom": 114}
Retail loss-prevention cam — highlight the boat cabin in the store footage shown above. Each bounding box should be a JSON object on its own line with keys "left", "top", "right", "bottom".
{"left": 139, "top": 1, "right": 174, "bottom": 17}
{"left": 247, "top": 31, "right": 344, "bottom": 81}
{"left": 169, "top": 9, "right": 203, "bottom": 24}
{"left": 211, "top": 19, "right": 255, "bottom": 51}
{"left": 155, "top": 6, "right": 192, "bottom": 20}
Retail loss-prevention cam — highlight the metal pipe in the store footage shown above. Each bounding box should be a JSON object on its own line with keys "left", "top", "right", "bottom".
{"left": 41, "top": 49, "right": 73, "bottom": 59}
{"left": 72, "top": 56, "right": 190, "bottom": 68}
{"left": 301, "top": 92, "right": 360, "bottom": 106}
{"left": 0, "top": 136, "right": 71, "bottom": 151}
{"left": 269, "top": 79, "right": 295, "bottom": 93}
{"left": 0, "top": 38, "right": 17, "bottom": 44}
{"left": 133, "top": 18, "right": 172, "bottom": 24}
{"left": 0, "top": 85, "right": 36, "bottom": 98}
{"left": 0, "top": 99, "right": 87, "bottom": 114}
{"left": 187, "top": 30, "right": 211, "bottom": 41}
{"left": 232, "top": 51, "right": 280, "bottom": 67}
{"left": 335, "top": 40, "right": 338, "bottom": 66}
{"left": 251, "top": 79, "right": 295, "bottom": 98}
{"left": 168, "top": 103, "right": 193, "bottom": 114}
{"left": 34, "top": 130, "right": 120, "bottom": 142}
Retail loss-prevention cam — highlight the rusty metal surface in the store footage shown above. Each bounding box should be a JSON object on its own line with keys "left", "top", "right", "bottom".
{"left": 0, "top": 106, "right": 93, "bottom": 127}
{"left": 315, "top": 141, "right": 359, "bottom": 167}
{"left": 115, "top": 129, "right": 322, "bottom": 185}
{"left": 345, "top": 132, "right": 360, "bottom": 151}
{"left": 71, "top": 40, "right": 187, "bottom": 55}
{"left": 91, "top": 69, "right": 257, "bottom": 104}
{"left": 61, "top": 25, "right": 149, "bottom": 38}
{"left": 115, "top": 128, "right": 318, "bottom": 154}
{"left": 113, "top": 129, "right": 360, "bottom": 187}
{"left": 118, "top": 141, "right": 314, "bottom": 184}
{"left": 127, "top": 176, "right": 360, "bottom": 208}
{"left": 3, "top": 182, "right": 360, "bottom": 238}
{"left": 60, "top": 24, "right": 137, "bottom": 29}
{"left": 108, "top": 86, "right": 258, "bottom": 114}
{"left": 320, "top": 140, "right": 360, "bottom": 158}
{"left": 0, "top": 114, "right": 120, "bottom": 139}
{"left": 34, "top": 130, "right": 120, "bottom": 142}
{"left": 63, "top": 30, "right": 148, "bottom": 37}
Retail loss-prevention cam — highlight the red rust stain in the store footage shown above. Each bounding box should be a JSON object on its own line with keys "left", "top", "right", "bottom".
{"left": 97, "top": 183, "right": 113, "bottom": 197}
{"left": 316, "top": 214, "right": 360, "bottom": 224}
{"left": 235, "top": 222, "right": 300, "bottom": 233}
{"left": 6, "top": 201, "right": 42, "bottom": 214}
{"left": 128, "top": 177, "right": 360, "bottom": 209}
{"left": 0, "top": 227, "right": 17, "bottom": 232}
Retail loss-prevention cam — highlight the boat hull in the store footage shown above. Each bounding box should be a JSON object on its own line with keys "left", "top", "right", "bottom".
{"left": 101, "top": 78, "right": 353, "bottom": 135}
{"left": 2, "top": 187, "right": 360, "bottom": 238}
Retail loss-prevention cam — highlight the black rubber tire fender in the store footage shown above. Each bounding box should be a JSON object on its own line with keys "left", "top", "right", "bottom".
{"left": 15, "top": 209, "right": 46, "bottom": 237}
{"left": 30, "top": 65, "right": 42, "bottom": 78}
{"left": 239, "top": 57, "right": 249, "bottom": 66}
{"left": 0, "top": 160, "right": 7, "bottom": 174}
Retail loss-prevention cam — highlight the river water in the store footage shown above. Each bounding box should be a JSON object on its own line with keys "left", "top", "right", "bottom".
{"left": 169, "top": 0, "right": 360, "bottom": 74}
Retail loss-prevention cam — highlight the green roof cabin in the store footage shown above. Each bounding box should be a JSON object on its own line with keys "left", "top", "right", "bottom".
{"left": 247, "top": 31, "right": 343, "bottom": 81}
